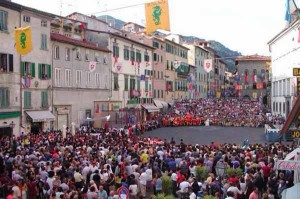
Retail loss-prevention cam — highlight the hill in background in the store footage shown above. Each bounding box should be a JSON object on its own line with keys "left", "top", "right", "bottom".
{"left": 98, "top": 15, "right": 242, "bottom": 72}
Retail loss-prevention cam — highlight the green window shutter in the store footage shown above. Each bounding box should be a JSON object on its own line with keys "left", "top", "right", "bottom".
{"left": 41, "top": 34, "right": 43, "bottom": 49}
{"left": 5, "top": 88, "right": 9, "bottom": 107}
{"left": 21, "top": 62, "right": 25, "bottom": 77}
{"left": 41, "top": 91, "right": 44, "bottom": 107}
{"left": 44, "top": 34, "right": 47, "bottom": 49}
{"left": 28, "top": 92, "right": 31, "bottom": 107}
{"left": 24, "top": 91, "right": 27, "bottom": 108}
{"left": 30, "top": 63, "right": 35, "bottom": 77}
{"left": 38, "top": 64, "right": 42, "bottom": 79}
{"left": 41, "top": 91, "right": 48, "bottom": 107}
{"left": 47, "top": 65, "right": 51, "bottom": 78}
{"left": 116, "top": 46, "right": 119, "bottom": 57}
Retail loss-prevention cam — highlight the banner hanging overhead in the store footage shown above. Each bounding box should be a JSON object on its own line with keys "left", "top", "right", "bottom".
{"left": 204, "top": 59, "right": 213, "bottom": 73}
{"left": 14, "top": 26, "right": 33, "bottom": 55}
{"left": 145, "top": 0, "right": 170, "bottom": 35}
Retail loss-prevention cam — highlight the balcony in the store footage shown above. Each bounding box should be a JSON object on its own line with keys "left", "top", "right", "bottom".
{"left": 130, "top": 89, "right": 141, "bottom": 98}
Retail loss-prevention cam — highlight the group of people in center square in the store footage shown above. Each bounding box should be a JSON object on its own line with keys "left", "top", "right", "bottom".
{"left": 160, "top": 99, "right": 284, "bottom": 128}
{"left": 0, "top": 98, "right": 291, "bottom": 199}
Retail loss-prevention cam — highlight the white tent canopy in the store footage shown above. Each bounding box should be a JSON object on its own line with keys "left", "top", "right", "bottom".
{"left": 284, "top": 147, "right": 300, "bottom": 161}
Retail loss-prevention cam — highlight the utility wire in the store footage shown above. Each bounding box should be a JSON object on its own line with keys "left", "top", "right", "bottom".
{"left": 91, "top": 0, "right": 157, "bottom": 15}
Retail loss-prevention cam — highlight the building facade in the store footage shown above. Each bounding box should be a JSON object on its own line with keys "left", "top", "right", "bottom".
{"left": 20, "top": 8, "right": 54, "bottom": 134}
{"left": 50, "top": 17, "right": 111, "bottom": 130}
{"left": 183, "top": 43, "right": 208, "bottom": 99}
{"left": 234, "top": 55, "right": 270, "bottom": 102}
{"left": 0, "top": 1, "right": 22, "bottom": 136}
{"left": 268, "top": 9, "right": 300, "bottom": 118}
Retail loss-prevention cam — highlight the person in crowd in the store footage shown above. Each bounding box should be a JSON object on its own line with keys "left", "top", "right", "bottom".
{"left": 0, "top": 98, "right": 293, "bottom": 199}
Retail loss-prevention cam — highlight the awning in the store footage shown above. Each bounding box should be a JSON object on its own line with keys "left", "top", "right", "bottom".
{"left": 142, "top": 104, "right": 159, "bottom": 113}
{"left": 26, "top": 111, "right": 55, "bottom": 122}
{"left": 153, "top": 99, "right": 163, "bottom": 109}
{"left": 168, "top": 101, "right": 175, "bottom": 107}
{"left": 160, "top": 101, "right": 169, "bottom": 108}
{"left": 82, "top": 116, "right": 110, "bottom": 122}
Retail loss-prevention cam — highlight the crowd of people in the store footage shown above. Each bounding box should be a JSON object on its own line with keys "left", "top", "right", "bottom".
{"left": 0, "top": 99, "right": 292, "bottom": 199}
{"left": 160, "top": 99, "right": 284, "bottom": 128}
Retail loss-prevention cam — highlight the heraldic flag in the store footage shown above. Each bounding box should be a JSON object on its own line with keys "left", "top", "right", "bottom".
{"left": 14, "top": 26, "right": 33, "bottom": 55}
{"left": 145, "top": 0, "right": 170, "bottom": 35}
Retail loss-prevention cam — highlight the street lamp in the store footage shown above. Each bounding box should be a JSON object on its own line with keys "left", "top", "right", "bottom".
{"left": 9, "top": 121, "right": 16, "bottom": 128}
{"left": 8, "top": 121, "right": 16, "bottom": 137}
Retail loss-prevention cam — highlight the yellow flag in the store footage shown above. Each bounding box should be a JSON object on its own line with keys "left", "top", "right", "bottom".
{"left": 14, "top": 26, "right": 33, "bottom": 55}
{"left": 145, "top": 0, "right": 170, "bottom": 35}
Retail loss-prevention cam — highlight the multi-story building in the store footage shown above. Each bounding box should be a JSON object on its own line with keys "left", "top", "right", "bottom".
{"left": 150, "top": 36, "right": 168, "bottom": 109}
{"left": 164, "top": 36, "right": 190, "bottom": 101}
{"left": 68, "top": 13, "right": 157, "bottom": 123}
{"left": 0, "top": 0, "right": 56, "bottom": 135}
{"left": 50, "top": 16, "right": 111, "bottom": 130}
{"left": 0, "top": 1, "right": 22, "bottom": 136}
{"left": 198, "top": 41, "right": 227, "bottom": 98}
{"left": 214, "top": 56, "right": 227, "bottom": 98}
{"left": 235, "top": 55, "right": 270, "bottom": 101}
{"left": 183, "top": 43, "right": 208, "bottom": 99}
{"left": 268, "top": 1, "right": 300, "bottom": 118}
{"left": 20, "top": 7, "right": 54, "bottom": 133}
{"left": 123, "top": 22, "right": 168, "bottom": 110}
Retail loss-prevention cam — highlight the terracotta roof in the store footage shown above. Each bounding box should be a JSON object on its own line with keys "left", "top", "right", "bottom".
{"left": 50, "top": 33, "right": 111, "bottom": 53}
{"left": 236, "top": 55, "right": 271, "bottom": 61}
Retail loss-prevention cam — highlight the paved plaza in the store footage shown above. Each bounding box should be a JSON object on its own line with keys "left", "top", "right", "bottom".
{"left": 143, "top": 126, "right": 266, "bottom": 145}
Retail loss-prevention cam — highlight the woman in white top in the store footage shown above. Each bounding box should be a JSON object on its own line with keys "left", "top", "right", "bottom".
{"left": 189, "top": 162, "right": 196, "bottom": 177}
{"left": 129, "top": 182, "right": 138, "bottom": 199}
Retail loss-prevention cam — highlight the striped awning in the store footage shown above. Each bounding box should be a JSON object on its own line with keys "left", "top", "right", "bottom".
{"left": 153, "top": 99, "right": 163, "bottom": 109}
{"left": 141, "top": 104, "right": 159, "bottom": 113}
{"left": 26, "top": 111, "right": 55, "bottom": 122}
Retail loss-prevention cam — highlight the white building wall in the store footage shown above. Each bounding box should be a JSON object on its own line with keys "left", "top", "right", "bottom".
{"left": 269, "top": 20, "right": 300, "bottom": 118}
{"left": 0, "top": 6, "right": 21, "bottom": 136}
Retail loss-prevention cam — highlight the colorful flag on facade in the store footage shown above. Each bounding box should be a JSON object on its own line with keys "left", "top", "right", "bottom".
{"left": 204, "top": 59, "right": 213, "bottom": 73}
{"left": 89, "top": 61, "right": 96, "bottom": 72}
{"left": 145, "top": 0, "right": 170, "bottom": 35}
{"left": 285, "top": 0, "right": 291, "bottom": 23}
{"left": 298, "top": 28, "right": 300, "bottom": 43}
{"left": 14, "top": 26, "right": 32, "bottom": 55}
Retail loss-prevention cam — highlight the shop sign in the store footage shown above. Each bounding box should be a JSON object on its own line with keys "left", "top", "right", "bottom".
{"left": 293, "top": 68, "right": 300, "bottom": 76}
{"left": 290, "top": 129, "right": 300, "bottom": 138}
{"left": 297, "top": 77, "right": 300, "bottom": 93}
{"left": 275, "top": 160, "right": 300, "bottom": 171}
{"left": 57, "top": 108, "right": 69, "bottom": 115}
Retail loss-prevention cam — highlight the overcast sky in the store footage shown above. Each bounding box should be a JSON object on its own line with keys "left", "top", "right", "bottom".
{"left": 13, "top": 0, "right": 289, "bottom": 56}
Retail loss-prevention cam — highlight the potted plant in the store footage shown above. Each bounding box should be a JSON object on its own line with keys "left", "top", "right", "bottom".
{"left": 161, "top": 175, "right": 172, "bottom": 195}
{"left": 63, "top": 25, "right": 72, "bottom": 32}
{"left": 195, "top": 166, "right": 209, "bottom": 181}
{"left": 51, "top": 23, "right": 60, "bottom": 28}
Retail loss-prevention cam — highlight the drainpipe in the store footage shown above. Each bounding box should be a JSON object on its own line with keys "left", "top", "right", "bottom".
{"left": 19, "top": 8, "right": 23, "bottom": 133}
{"left": 51, "top": 41, "right": 54, "bottom": 130}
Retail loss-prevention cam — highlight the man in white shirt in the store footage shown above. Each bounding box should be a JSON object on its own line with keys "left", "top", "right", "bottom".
{"left": 139, "top": 169, "right": 147, "bottom": 198}
{"left": 145, "top": 164, "right": 152, "bottom": 192}
{"left": 171, "top": 171, "right": 178, "bottom": 197}
{"left": 227, "top": 182, "right": 242, "bottom": 198}
{"left": 178, "top": 177, "right": 190, "bottom": 198}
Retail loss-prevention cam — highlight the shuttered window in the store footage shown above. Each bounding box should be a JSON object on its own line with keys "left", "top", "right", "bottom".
{"left": 0, "top": 88, "right": 9, "bottom": 108}
{"left": 24, "top": 91, "right": 31, "bottom": 108}
{"left": 0, "top": 10, "right": 8, "bottom": 31}
{"left": 41, "top": 34, "right": 47, "bottom": 50}
{"left": 38, "top": 64, "right": 51, "bottom": 79}
{"left": 21, "top": 62, "right": 35, "bottom": 77}
{"left": 41, "top": 91, "right": 48, "bottom": 108}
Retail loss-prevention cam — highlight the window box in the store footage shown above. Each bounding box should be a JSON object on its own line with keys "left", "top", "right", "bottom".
{"left": 63, "top": 25, "right": 72, "bottom": 32}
